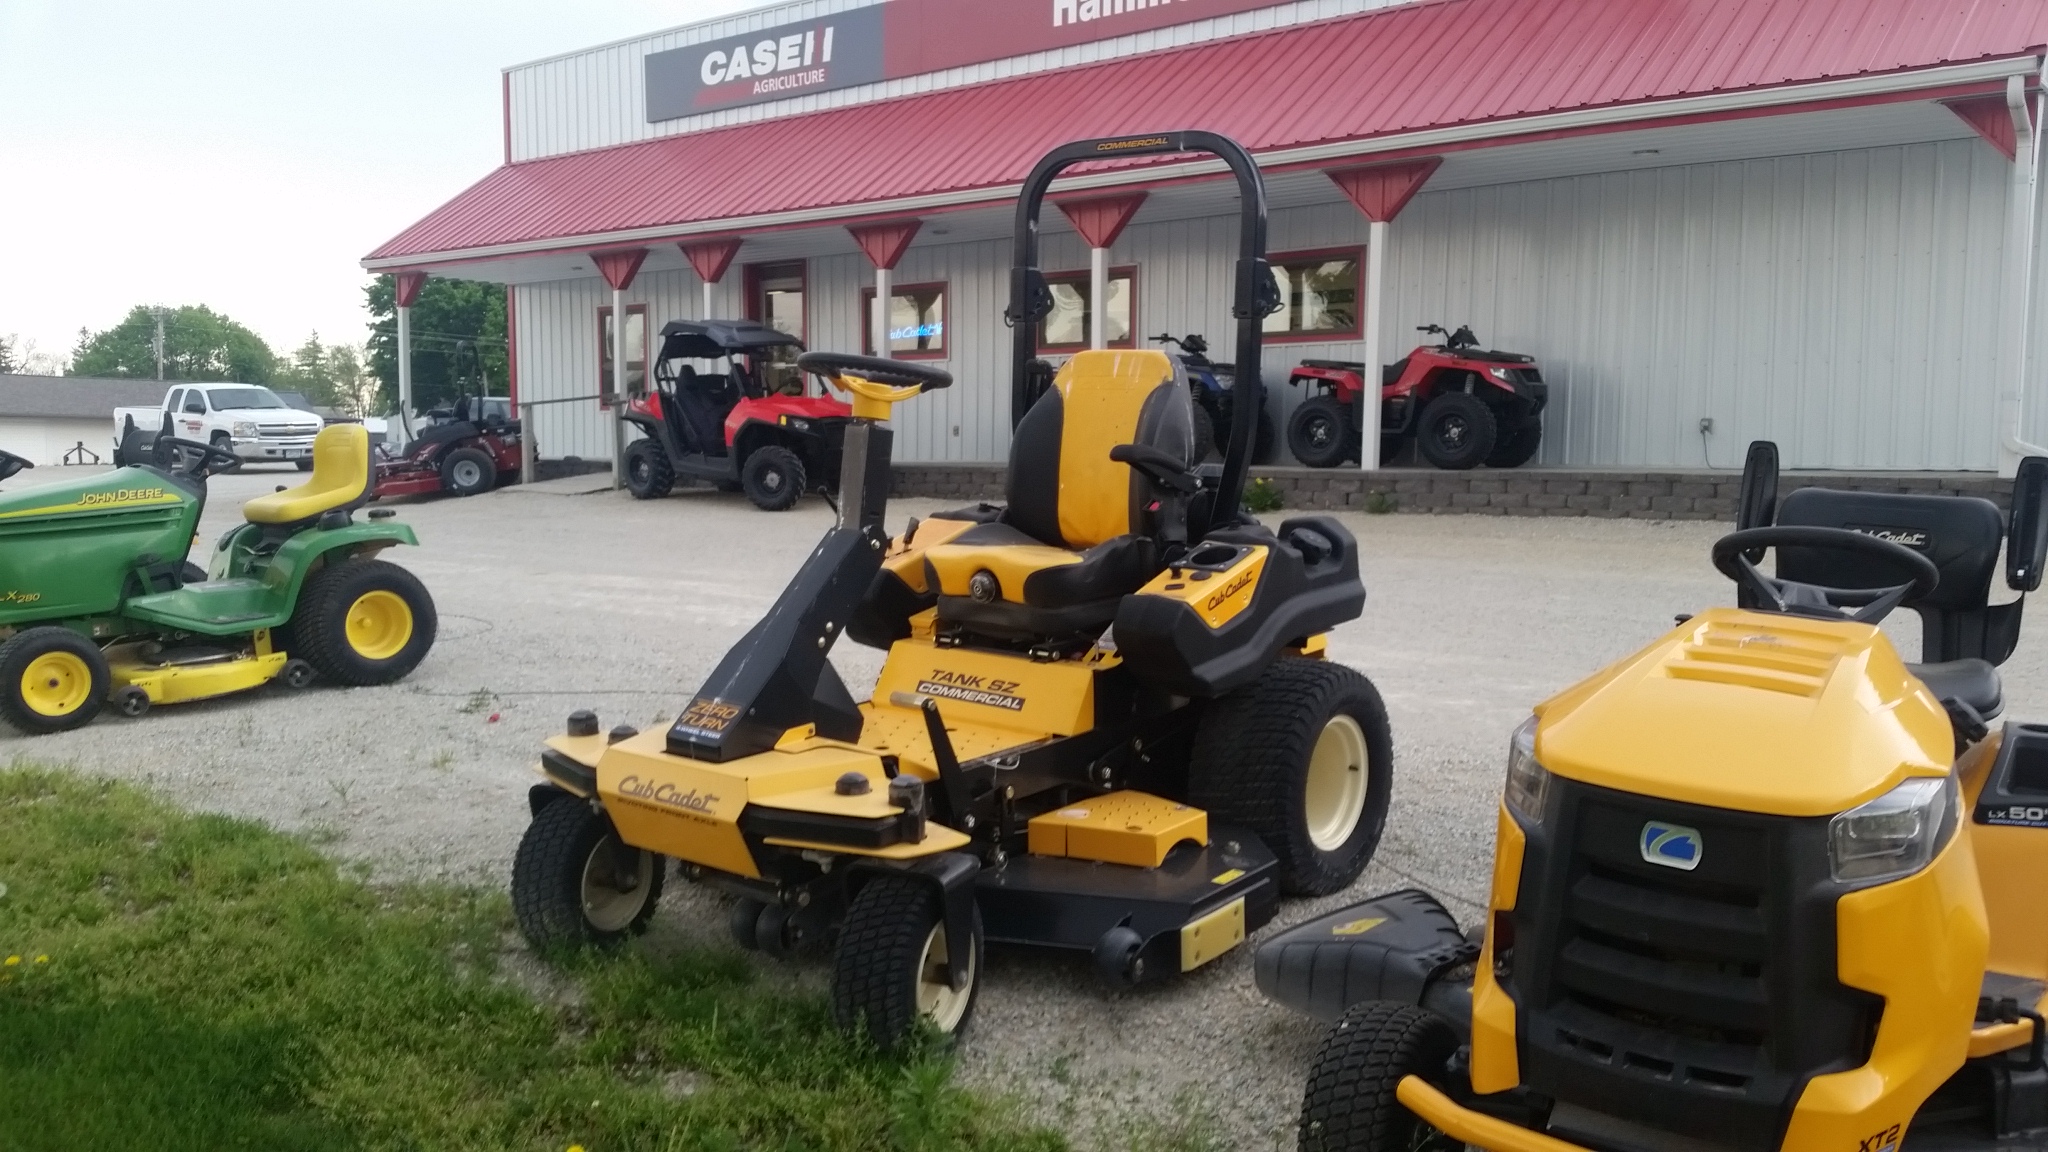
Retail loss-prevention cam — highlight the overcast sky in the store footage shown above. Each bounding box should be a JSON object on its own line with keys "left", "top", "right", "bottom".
{"left": 1, "top": 0, "right": 755, "bottom": 371}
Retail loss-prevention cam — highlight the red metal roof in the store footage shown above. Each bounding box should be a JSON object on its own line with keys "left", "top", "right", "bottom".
{"left": 368, "top": 0, "right": 2048, "bottom": 264}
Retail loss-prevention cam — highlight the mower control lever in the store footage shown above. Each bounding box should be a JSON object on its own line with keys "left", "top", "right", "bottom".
{"left": 1110, "top": 443, "right": 1202, "bottom": 494}
{"left": 1711, "top": 526, "right": 1939, "bottom": 625}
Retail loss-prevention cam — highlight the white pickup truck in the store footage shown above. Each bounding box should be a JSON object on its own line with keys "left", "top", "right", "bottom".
{"left": 113, "top": 383, "right": 326, "bottom": 469}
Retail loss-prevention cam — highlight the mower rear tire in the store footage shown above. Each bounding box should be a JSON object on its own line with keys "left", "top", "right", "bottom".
{"left": 1289, "top": 397, "right": 1354, "bottom": 468}
{"left": 288, "top": 558, "right": 438, "bottom": 686}
{"left": 1415, "top": 393, "right": 1495, "bottom": 470}
{"left": 1191, "top": 400, "right": 1218, "bottom": 463}
{"left": 832, "top": 873, "right": 982, "bottom": 1050}
{"left": 1189, "top": 659, "right": 1392, "bottom": 897}
{"left": 512, "top": 798, "right": 664, "bottom": 949}
{"left": 0, "top": 627, "right": 110, "bottom": 734}
{"left": 441, "top": 447, "right": 495, "bottom": 497}
{"left": 742, "top": 446, "right": 805, "bottom": 512}
{"left": 1299, "top": 1002, "right": 1464, "bottom": 1152}
{"left": 624, "top": 439, "right": 674, "bottom": 500}
{"left": 1486, "top": 418, "right": 1542, "bottom": 468}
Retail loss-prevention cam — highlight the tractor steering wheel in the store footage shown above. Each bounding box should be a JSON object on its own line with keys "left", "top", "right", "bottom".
{"left": 797, "top": 352, "right": 953, "bottom": 392}
{"left": 156, "top": 436, "right": 244, "bottom": 479}
{"left": 1711, "top": 526, "right": 1939, "bottom": 625}
{"left": 0, "top": 448, "right": 32, "bottom": 482}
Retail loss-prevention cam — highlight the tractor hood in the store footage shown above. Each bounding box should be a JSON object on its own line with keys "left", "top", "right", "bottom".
{"left": 1532, "top": 607, "right": 1951, "bottom": 818}
{"left": 0, "top": 465, "right": 201, "bottom": 625}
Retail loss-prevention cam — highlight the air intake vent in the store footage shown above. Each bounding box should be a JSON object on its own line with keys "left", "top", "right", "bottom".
{"left": 1662, "top": 621, "right": 1846, "bottom": 697}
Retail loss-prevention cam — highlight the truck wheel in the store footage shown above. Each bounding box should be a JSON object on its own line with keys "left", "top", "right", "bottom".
{"left": 440, "top": 447, "right": 494, "bottom": 496}
{"left": 832, "top": 873, "right": 982, "bottom": 1050}
{"left": 288, "top": 558, "right": 438, "bottom": 686}
{"left": 1486, "top": 418, "right": 1542, "bottom": 468}
{"left": 1189, "top": 659, "right": 1392, "bottom": 896}
{"left": 624, "top": 440, "right": 674, "bottom": 500}
{"left": 1299, "top": 1002, "right": 1464, "bottom": 1152}
{"left": 511, "top": 798, "right": 664, "bottom": 949}
{"left": 1289, "top": 397, "right": 1354, "bottom": 468}
{"left": 741, "top": 446, "right": 805, "bottom": 512}
{"left": 0, "top": 627, "right": 109, "bottom": 735}
{"left": 1190, "top": 399, "right": 1218, "bottom": 462}
{"left": 210, "top": 433, "right": 242, "bottom": 473}
{"left": 1415, "top": 393, "right": 1495, "bottom": 470}
{"left": 296, "top": 459, "right": 316, "bottom": 472}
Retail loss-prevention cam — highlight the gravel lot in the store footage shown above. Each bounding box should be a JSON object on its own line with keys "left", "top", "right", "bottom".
{"left": 10, "top": 462, "right": 2047, "bottom": 1149}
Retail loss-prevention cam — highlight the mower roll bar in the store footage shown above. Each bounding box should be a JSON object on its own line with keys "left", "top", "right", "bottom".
{"left": 1007, "top": 131, "right": 1279, "bottom": 527}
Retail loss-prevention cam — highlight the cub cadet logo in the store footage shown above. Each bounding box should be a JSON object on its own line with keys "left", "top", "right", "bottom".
{"left": 1639, "top": 821, "right": 1703, "bottom": 871}
{"left": 80, "top": 486, "right": 167, "bottom": 507}
{"left": 0, "top": 590, "right": 42, "bottom": 605}
{"left": 1850, "top": 525, "right": 1930, "bottom": 549}
{"left": 1857, "top": 1123, "right": 1902, "bottom": 1152}
{"left": 1096, "top": 136, "right": 1171, "bottom": 152}
{"left": 916, "top": 669, "right": 1025, "bottom": 711}
{"left": 617, "top": 775, "right": 721, "bottom": 815}
{"left": 679, "top": 697, "right": 740, "bottom": 734}
{"left": 1202, "top": 568, "right": 1256, "bottom": 614}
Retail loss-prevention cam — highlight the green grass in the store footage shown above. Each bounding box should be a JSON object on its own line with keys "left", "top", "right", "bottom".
{"left": 0, "top": 768, "right": 1066, "bottom": 1152}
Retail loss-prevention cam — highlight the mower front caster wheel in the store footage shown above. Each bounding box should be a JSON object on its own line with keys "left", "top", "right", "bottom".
{"left": 0, "top": 627, "right": 110, "bottom": 735}
{"left": 1299, "top": 1002, "right": 1464, "bottom": 1152}
{"left": 1093, "top": 925, "right": 1147, "bottom": 989}
{"left": 832, "top": 874, "right": 982, "bottom": 1050}
{"left": 278, "top": 659, "right": 316, "bottom": 690}
{"left": 512, "top": 799, "right": 665, "bottom": 948}
{"left": 113, "top": 685, "right": 152, "bottom": 718}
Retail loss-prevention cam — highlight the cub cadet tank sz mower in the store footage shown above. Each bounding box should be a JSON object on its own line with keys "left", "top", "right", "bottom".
{"left": 1261, "top": 441, "right": 2048, "bottom": 1151}
{"left": 0, "top": 419, "right": 436, "bottom": 734}
{"left": 511, "top": 131, "right": 1394, "bottom": 1049}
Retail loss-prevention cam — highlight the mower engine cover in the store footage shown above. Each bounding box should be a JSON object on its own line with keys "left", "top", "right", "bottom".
{"left": 1254, "top": 888, "right": 1476, "bottom": 1023}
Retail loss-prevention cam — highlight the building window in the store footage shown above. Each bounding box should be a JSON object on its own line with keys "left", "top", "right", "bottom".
{"left": 597, "top": 303, "right": 648, "bottom": 406}
{"left": 746, "top": 261, "right": 806, "bottom": 394}
{"left": 861, "top": 282, "right": 948, "bottom": 358}
{"left": 1264, "top": 250, "right": 1362, "bottom": 340}
{"left": 1039, "top": 267, "right": 1137, "bottom": 350}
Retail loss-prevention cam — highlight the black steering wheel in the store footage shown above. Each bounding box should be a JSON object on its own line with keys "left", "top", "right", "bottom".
{"left": 796, "top": 352, "right": 953, "bottom": 392}
{"left": 1712, "top": 526, "right": 1939, "bottom": 624}
{"left": 154, "top": 436, "right": 243, "bottom": 478}
{"left": 0, "top": 448, "right": 32, "bottom": 482}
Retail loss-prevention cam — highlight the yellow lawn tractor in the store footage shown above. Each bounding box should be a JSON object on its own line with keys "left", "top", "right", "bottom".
{"left": 1262, "top": 441, "right": 2048, "bottom": 1151}
{"left": 509, "top": 131, "right": 1395, "bottom": 1048}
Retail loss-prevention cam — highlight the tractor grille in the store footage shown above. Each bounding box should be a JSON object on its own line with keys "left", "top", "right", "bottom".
{"left": 1509, "top": 780, "right": 1879, "bottom": 1149}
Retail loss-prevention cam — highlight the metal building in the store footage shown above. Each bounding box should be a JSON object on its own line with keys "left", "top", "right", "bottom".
{"left": 367, "top": 0, "right": 2048, "bottom": 475}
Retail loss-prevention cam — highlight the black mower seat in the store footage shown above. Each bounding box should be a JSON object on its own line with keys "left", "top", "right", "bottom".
{"left": 1908, "top": 658, "right": 2003, "bottom": 720}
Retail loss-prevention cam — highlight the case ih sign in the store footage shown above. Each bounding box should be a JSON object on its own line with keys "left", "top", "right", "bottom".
{"left": 646, "top": 0, "right": 1296, "bottom": 119}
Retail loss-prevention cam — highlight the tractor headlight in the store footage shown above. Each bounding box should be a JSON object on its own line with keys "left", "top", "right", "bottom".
{"left": 1829, "top": 774, "right": 1959, "bottom": 884}
{"left": 1504, "top": 716, "right": 1552, "bottom": 826}
{"left": 232, "top": 421, "right": 258, "bottom": 438}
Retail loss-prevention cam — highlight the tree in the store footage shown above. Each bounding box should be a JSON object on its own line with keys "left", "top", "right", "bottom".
{"left": 274, "top": 332, "right": 341, "bottom": 407}
{"left": 0, "top": 335, "right": 15, "bottom": 374}
{"left": 69, "top": 305, "right": 277, "bottom": 383}
{"left": 328, "top": 343, "right": 376, "bottom": 416}
{"left": 365, "top": 276, "right": 508, "bottom": 414}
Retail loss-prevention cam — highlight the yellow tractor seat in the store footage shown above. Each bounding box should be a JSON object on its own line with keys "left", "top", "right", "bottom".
{"left": 242, "top": 424, "right": 373, "bottom": 526}
{"left": 925, "top": 349, "right": 1193, "bottom": 639}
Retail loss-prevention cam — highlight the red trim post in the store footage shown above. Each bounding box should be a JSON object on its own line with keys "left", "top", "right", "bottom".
{"left": 680, "top": 237, "right": 743, "bottom": 318}
{"left": 589, "top": 249, "right": 648, "bottom": 490}
{"left": 1055, "top": 192, "right": 1147, "bottom": 250}
{"left": 848, "top": 220, "right": 921, "bottom": 357}
{"left": 1326, "top": 157, "right": 1442, "bottom": 224}
{"left": 1326, "top": 158, "right": 1440, "bottom": 472}
{"left": 502, "top": 71, "right": 513, "bottom": 166}
{"left": 505, "top": 284, "right": 519, "bottom": 410}
{"left": 591, "top": 248, "right": 649, "bottom": 292}
{"left": 1947, "top": 94, "right": 2021, "bottom": 160}
{"left": 394, "top": 270, "right": 428, "bottom": 309}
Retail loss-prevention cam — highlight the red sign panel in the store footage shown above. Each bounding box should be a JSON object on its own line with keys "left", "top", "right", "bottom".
{"left": 884, "top": 0, "right": 1298, "bottom": 76}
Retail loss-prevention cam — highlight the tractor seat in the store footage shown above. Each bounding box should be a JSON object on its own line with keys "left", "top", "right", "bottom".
{"left": 925, "top": 350, "right": 1192, "bottom": 640}
{"left": 242, "top": 424, "right": 372, "bottom": 525}
{"left": 1908, "top": 659, "right": 2003, "bottom": 720}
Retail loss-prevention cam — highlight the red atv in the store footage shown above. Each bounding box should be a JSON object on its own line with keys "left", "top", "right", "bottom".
{"left": 374, "top": 394, "right": 524, "bottom": 499}
{"left": 1285, "top": 324, "right": 1548, "bottom": 470}
{"left": 623, "top": 320, "right": 853, "bottom": 511}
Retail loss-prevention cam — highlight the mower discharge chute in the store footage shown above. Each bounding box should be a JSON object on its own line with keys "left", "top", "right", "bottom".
{"left": 0, "top": 417, "right": 437, "bottom": 734}
{"left": 1268, "top": 442, "right": 2048, "bottom": 1151}
{"left": 512, "top": 131, "right": 1394, "bottom": 1049}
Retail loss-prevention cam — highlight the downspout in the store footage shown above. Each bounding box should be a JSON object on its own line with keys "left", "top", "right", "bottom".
{"left": 2002, "top": 67, "right": 2045, "bottom": 473}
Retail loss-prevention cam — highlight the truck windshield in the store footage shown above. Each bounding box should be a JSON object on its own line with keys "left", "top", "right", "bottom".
{"left": 204, "top": 387, "right": 287, "bottom": 410}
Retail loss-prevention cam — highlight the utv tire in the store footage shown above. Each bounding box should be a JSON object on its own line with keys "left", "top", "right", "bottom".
{"left": 1190, "top": 399, "right": 1218, "bottom": 463}
{"left": 1299, "top": 1003, "right": 1464, "bottom": 1152}
{"left": 741, "top": 446, "right": 806, "bottom": 512}
{"left": 512, "top": 798, "right": 664, "bottom": 949}
{"left": 1289, "top": 397, "right": 1354, "bottom": 468}
{"left": 287, "top": 558, "right": 438, "bottom": 686}
{"left": 832, "top": 873, "right": 982, "bottom": 1050}
{"left": 0, "top": 627, "right": 110, "bottom": 735}
{"left": 624, "top": 439, "right": 674, "bottom": 500}
{"left": 1415, "top": 393, "right": 1495, "bottom": 471}
{"left": 1189, "top": 659, "right": 1392, "bottom": 896}
{"left": 440, "top": 447, "right": 494, "bottom": 496}
{"left": 1486, "top": 418, "right": 1542, "bottom": 468}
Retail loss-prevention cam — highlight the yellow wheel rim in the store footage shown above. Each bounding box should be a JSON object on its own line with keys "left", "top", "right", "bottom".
{"left": 1305, "top": 714, "right": 1369, "bottom": 852}
{"left": 20, "top": 651, "right": 93, "bottom": 718}
{"left": 344, "top": 590, "right": 414, "bottom": 661}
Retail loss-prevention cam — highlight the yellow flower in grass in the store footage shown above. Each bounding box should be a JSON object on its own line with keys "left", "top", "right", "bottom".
{"left": 3, "top": 956, "right": 17, "bottom": 966}
{"left": 34, "top": 956, "right": 47, "bottom": 964}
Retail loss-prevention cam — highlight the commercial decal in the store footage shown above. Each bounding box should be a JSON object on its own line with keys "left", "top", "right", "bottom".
{"left": 915, "top": 669, "right": 1025, "bottom": 711}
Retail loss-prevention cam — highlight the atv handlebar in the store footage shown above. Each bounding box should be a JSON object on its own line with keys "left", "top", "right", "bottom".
{"left": 1711, "top": 526, "right": 1939, "bottom": 624}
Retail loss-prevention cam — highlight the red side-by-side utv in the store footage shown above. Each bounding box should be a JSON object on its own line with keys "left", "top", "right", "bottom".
{"left": 622, "top": 320, "right": 855, "bottom": 511}
{"left": 1285, "top": 323, "right": 1548, "bottom": 470}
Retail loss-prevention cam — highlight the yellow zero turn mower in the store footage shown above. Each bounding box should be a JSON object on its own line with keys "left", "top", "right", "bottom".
{"left": 1260, "top": 440, "right": 2048, "bottom": 1151}
{"left": 510, "top": 131, "right": 1393, "bottom": 1048}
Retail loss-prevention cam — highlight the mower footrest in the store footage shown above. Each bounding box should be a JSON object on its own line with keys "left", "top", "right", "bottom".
{"left": 1254, "top": 889, "right": 1477, "bottom": 1022}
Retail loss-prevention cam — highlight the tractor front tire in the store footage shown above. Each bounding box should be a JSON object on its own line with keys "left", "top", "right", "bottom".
{"left": 832, "top": 873, "right": 982, "bottom": 1050}
{"left": 0, "top": 627, "right": 110, "bottom": 735}
{"left": 741, "top": 446, "right": 806, "bottom": 512}
{"left": 512, "top": 798, "right": 664, "bottom": 949}
{"left": 1415, "top": 393, "right": 1496, "bottom": 470}
{"left": 288, "top": 558, "right": 438, "bottom": 686}
{"left": 624, "top": 440, "right": 674, "bottom": 500}
{"left": 1299, "top": 1003, "right": 1464, "bottom": 1152}
{"left": 440, "top": 447, "right": 495, "bottom": 497}
{"left": 1289, "top": 397, "right": 1354, "bottom": 468}
{"left": 1486, "top": 418, "right": 1543, "bottom": 468}
{"left": 1189, "top": 659, "right": 1392, "bottom": 896}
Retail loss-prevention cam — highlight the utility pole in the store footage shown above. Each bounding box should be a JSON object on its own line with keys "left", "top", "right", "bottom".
{"left": 150, "top": 306, "right": 169, "bottom": 380}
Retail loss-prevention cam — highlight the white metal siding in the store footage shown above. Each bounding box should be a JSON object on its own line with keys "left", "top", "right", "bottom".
{"left": 0, "top": 418, "right": 115, "bottom": 467}
{"left": 512, "top": 139, "right": 2024, "bottom": 471}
